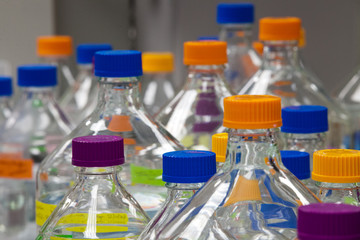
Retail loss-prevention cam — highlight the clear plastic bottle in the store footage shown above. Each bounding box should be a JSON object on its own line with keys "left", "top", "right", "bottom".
{"left": 280, "top": 150, "right": 317, "bottom": 194}
{"left": 36, "top": 50, "right": 184, "bottom": 228}
{"left": 239, "top": 17, "right": 350, "bottom": 149}
{"left": 297, "top": 203, "right": 360, "bottom": 240}
{"left": 281, "top": 105, "right": 328, "bottom": 170}
{"left": 217, "top": 3, "right": 261, "bottom": 93}
{"left": 156, "top": 41, "right": 232, "bottom": 150}
{"left": 36, "top": 135, "right": 149, "bottom": 240}
{"left": 37, "top": 36, "right": 75, "bottom": 101}
{"left": 0, "top": 76, "right": 13, "bottom": 124}
{"left": 157, "top": 95, "right": 319, "bottom": 240}
{"left": 141, "top": 52, "right": 176, "bottom": 116}
{"left": 211, "top": 132, "right": 228, "bottom": 170}
{"left": 312, "top": 149, "right": 360, "bottom": 206}
{"left": 139, "top": 150, "right": 216, "bottom": 240}
{"left": 0, "top": 65, "right": 72, "bottom": 239}
{"left": 60, "top": 43, "right": 112, "bottom": 124}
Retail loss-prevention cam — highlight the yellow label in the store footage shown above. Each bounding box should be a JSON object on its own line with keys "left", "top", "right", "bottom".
{"left": 36, "top": 200, "right": 57, "bottom": 226}
{"left": 50, "top": 236, "right": 138, "bottom": 240}
{"left": 58, "top": 213, "right": 128, "bottom": 225}
{"left": 65, "top": 226, "right": 128, "bottom": 233}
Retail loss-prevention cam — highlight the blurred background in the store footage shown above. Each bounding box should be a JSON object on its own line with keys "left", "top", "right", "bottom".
{"left": 1, "top": 0, "right": 360, "bottom": 92}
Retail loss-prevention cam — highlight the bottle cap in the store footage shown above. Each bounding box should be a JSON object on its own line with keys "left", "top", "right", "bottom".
{"left": 223, "top": 95, "right": 282, "bottom": 129}
{"left": 94, "top": 50, "right": 143, "bottom": 78}
{"left": 197, "top": 36, "right": 219, "bottom": 41}
{"left": 0, "top": 76, "right": 12, "bottom": 96}
{"left": 259, "top": 17, "right": 301, "bottom": 41}
{"left": 77, "top": 43, "right": 112, "bottom": 64}
{"left": 252, "top": 41, "right": 264, "bottom": 55}
{"left": 312, "top": 149, "right": 360, "bottom": 183}
{"left": 298, "top": 203, "right": 360, "bottom": 240}
{"left": 142, "top": 52, "right": 174, "bottom": 73}
{"left": 217, "top": 3, "right": 254, "bottom": 24}
{"left": 17, "top": 65, "right": 57, "bottom": 87}
{"left": 280, "top": 150, "right": 310, "bottom": 180}
{"left": 281, "top": 105, "right": 328, "bottom": 134}
{"left": 183, "top": 41, "right": 227, "bottom": 65}
{"left": 162, "top": 150, "right": 216, "bottom": 183}
{"left": 299, "top": 28, "right": 306, "bottom": 48}
{"left": 37, "top": 36, "right": 73, "bottom": 57}
{"left": 72, "top": 135, "right": 125, "bottom": 167}
{"left": 212, "top": 133, "right": 228, "bottom": 163}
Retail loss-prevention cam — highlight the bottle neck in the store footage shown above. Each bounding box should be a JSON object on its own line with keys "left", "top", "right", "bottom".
{"left": 319, "top": 182, "right": 359, "bottom": 189}
{"left": 219, "top": 23, "right": 253, "bottom": 47}
{"left": 75, "top": 166, "right": 121, "bottom": 180}
{"left": 19, "top": 87, "right": 55, "bottom": 100}
{"left": 262, "top": 41, "right": 300, "bottom": 68}
{"left": 96, "top": 76, "right": 142, "bottom": 116}
{"left": 186, "top": 65, "right": 225, "bottom": 87}
{"left": 77, "top": 64, "right": 94, "bottom": 83}
{"left": 225, "top": 128, "right": 282, "bottom": 171}
{"left": 165, "top": 182, "right": 204, "bottom": 203}
{"left": 39, "top": 56, "right": 71, "bottom": 65}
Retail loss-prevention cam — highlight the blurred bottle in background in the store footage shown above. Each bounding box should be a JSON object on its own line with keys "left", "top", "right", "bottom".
{"left": 240, "top": 17, "right": 350, "bottom": 149}
{"left": 297, "top": 203, "right": 360, "bottom": 240}
{"left": 141, "top": 52, "right": 176, "bottom": 116}
{"left": 312, "top": 149, "right": 360, "bottom": 206}
{"left": 60, "top": 43, "right": 112, "bottom": 124}
{"left": 36, "top": 50, "right": 183, "bottom": 228}
{"left": 217, "top": 3, "right": 261, "bottom": 93}
{"left": 0, "top": 65, "right": 72, "bottom": 239}
{"left": 156, "top": 41, "right": 232, "bottom": 150}
{"left": 0, "top": 76, "right": 13, "bottom": 125}
{"left": 281, "top": 105, "right": 328, "bottom": 170}
{"left": 37, "top": 36, "right": 75, "bottom": 101}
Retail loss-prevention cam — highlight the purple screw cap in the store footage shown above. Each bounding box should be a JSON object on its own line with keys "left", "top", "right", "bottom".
{"left": 298, "top": 203, "right": 360, "bottom": 240}
{"left": 72, "top": 135, "right": 125, "bottom": 167}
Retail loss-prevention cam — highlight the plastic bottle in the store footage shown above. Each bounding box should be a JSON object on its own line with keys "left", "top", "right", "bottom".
{"left": 211, "top": 132, "right": 228, "bottom": 170}
{"left": 36, "top": 50, "right": 183, "bottom": 228}
{"left": 60, "top": 43, "right": 112, "bottom": 124}
{"left": 312, "top": 149, "right": 360, "bottom": 205}
{"left": 239, "top": 17, "right": 350, "bottom": 149}
{"left": 138, "top": 150, "right": 216, "bottom": 240}
{"left": 141, "top": 52, "right": 176, "bottom": 116}
{"left": 156, "top": 41, "right": 232, "bottom": 150}
{"left": 280, "top": 150, "right": 317, "bottom": 194}
{"left": 157, "top": 95, "right": 319, "bottom": 240}
{"left": 37, "top": 36, "right": 75, "bottom": 101}
{"left": 217, "top": 3, "right": 261, "bottom": 92}
{"left": 281, "top": 105, "right": 328, "bottom": 170}
{"left": 36, "top": 135, "right": 149, "bottom": 240}
{"left": 297, "top": 203, "right": 360, "bottom": 240}
{"left": 0, "top": 76, "right": 13, "bottom": 124}
{"left": 0, "top": 65, "right": 72, "bottom": 239}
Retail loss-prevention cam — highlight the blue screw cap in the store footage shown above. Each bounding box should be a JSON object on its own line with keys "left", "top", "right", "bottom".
{"left": 17, "top": 65, "right": 57, "bottom": 87}
{"left": 281, "top": 150, "right": 310, "bottom": 180}
{"left": 162, "top": 150, "right": 216, "bottom": 183}
{"left": 197, "top": 36, "right": 219, "bottom": 41}
{"left": 281, "top": 105, "right": 328, "bottom": 134}
{"left": 0, "top": 76, "right": 12, "bottom": 96}
{"left": 217, "top": 3, "right": 254, "bottom": 24}
{"left": 94, "top": 50, "right": 143, "bottom": 78}
{"left": 77, "top": 43, "right": 112, "bottom": 64}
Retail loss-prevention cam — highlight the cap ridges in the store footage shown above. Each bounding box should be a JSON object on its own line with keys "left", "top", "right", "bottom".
{"left": 17, "top": 65, "right": 57, "bottom": 87}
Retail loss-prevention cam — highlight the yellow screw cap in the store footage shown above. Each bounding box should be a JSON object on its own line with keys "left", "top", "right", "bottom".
{"left": 312, "top": 149, "right": 360, "bottom": 183}
{"left": 298, "top": 28, "right": 306, "bottom": 48}
{"left": 211, "top": 133, "right": 228, "bottom": 163}
{"left": 37, "top": 36, "right": 73, "bottom": 57}
{"left": 142, "top": 52, "right": 174, "bottom": 73}
{"left": 223, "top": 95, "right": 282, "bottom": 129}
{"left": 183, "top": 41, "right": 227, "bottom": 65}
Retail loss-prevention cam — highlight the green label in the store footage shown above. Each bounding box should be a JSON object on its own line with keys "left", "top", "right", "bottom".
{"left": 344, "top": 196, "right": 358, "bottom": 205}
{"left": 130, "top": 164, "right": 164, "bottom": 187}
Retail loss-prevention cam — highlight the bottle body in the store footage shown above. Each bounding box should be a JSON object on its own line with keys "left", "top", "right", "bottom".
{"left": 0, "top": 87, "right": 72, "bottom": 238}
{"left": 240, "top": 41, "right": 350, "bottom": 149}
{"left": 36, "top": 166, "right": 149, "bottom": 240}
{"left": 317, "top": 182, "right": 360, "bottom": 206}
{"left": 36, "top": 77, "right": 183, "bottom": 228}
{"left": 0, "top": 96, "right": 12, "bottom": 125}
{"left": 157, "top": 128, "right": 319, "bottom": 239}
{"left": 60, "top": 64, "right": 98, "bottom": 124}
{"left": 39, "top": 57, "right": 75, "bottom": 101}
{"left": 141, "top": 72, "right": 175, "bottom": 116}
{"left": 219, "top": 24, "right": 261, "bottom": 92}
{"left": 156, "top": 65, "right": 232, "bottom": 150}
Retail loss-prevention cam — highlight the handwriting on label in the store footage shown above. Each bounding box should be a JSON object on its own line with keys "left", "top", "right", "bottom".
{"left": 58, "top": 213, "right": 129, "bottom": 225}
{"left": 50, "top": 236, "right": 138, "bottom": 240}
{"left": 0, "top": 157, "right": 33, "bottom": 179}
{"left": 36, "top": 201, "right": 57, "bottom": 226}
